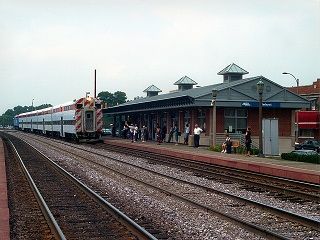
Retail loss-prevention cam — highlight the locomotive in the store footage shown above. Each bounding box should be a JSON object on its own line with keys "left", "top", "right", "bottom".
{"left": 13, "top": 96, "right": 103, "bottom": 141}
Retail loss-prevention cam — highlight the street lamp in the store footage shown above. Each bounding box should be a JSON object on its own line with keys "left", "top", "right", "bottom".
{"left": 283, "top": 72, "right": 300, "bottom": 143}
{"left": 282, "top": 72, "right": 299, "bottom": 94}
{"left": 211, "top": 88, "right": 218, "bottom": 147}
{"left": 32, "top": 98, "right": 34, "bottom": 111}
{"left": 257, "top": 81, "right": 265, "bottom": 158}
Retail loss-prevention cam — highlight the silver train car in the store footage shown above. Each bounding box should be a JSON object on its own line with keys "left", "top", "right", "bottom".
{"left": 14, "top": 97, "right": 103, "bottom": 141}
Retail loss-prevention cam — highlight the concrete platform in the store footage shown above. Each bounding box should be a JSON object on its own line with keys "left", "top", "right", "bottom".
{"left": 0, "top": 139, "right": 10, "bottom": 240}
{"left": 104, "top": 137, "right": 320, "bottom": 184}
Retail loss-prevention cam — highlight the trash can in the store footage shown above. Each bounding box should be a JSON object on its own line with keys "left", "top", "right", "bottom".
{"left": 188, "top": 135, "right": 194, "bottom": 147}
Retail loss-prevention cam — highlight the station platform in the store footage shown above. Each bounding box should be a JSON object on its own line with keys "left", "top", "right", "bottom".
{"left": 0, "top": 139, "right": 10, "bottom": 240}
{"left": 104, "top": 137, "right": 320, "bottom": 184}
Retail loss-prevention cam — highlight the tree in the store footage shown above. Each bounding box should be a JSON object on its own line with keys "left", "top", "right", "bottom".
{"left": 0, "top": 103, "right": 52, "bottom": 127}
{"left": 98, "top": 91, "right": 127, "bottom": 107}
{"left": 113, "top": 91, "right": 127, "bottom": 105}
{"left": 97, "top": 91, "right": 127, "bottom": 128}
{"left": 98, "top": 91, "right": 114, "bottom": 106}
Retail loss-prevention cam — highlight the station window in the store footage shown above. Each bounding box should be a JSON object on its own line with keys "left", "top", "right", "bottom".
{"left": 160, "top": 113, "right": 167, "bottom": 129}
{"left": 170, "top": 112, "right": 178, "bottom": 126}
{"left": 224, "top": 108, "right": 247, "bottom": 133}
{"left": 197, "top": 109, "right": 206, "bottom": 131}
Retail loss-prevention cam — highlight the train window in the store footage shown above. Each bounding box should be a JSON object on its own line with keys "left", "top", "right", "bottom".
{"left": 95, "top": 104, "right": 101, "bottom": 109}
{"left": 76, "top": 104, "right": 82, "bottom": 109}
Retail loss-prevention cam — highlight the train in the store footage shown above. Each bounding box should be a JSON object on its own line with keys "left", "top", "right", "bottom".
{"left": 13, "top": 96, "right": 103, "bottom": 142}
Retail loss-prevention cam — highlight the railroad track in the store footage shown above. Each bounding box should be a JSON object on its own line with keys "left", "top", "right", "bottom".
{"left": 9, "top": 132, "right": 320, "bottom": 239}
{"left": 2, "top": 133, "right": 158, "bottom": 240}
{"left": 100, "top": 143, "right": 320, "bottom": 202}
{"left": 4, "top": 137, "right": 58, "bottom": 239}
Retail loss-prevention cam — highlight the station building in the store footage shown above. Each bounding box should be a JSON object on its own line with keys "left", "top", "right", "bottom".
{"left": 103, "top": 63, "right": 310, "bottom": 153}
{"left": 287, "top": 79, "right": 320, "bottom": 141}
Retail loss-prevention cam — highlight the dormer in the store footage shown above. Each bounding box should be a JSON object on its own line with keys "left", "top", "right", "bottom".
{"left": 174, "top": 76, "right": 197, "bottom": 91}
{"left": 143, "top": 85, "right": 162, "bottom": 97}
{"left": 218, "top": 63, "right": 249, "bottom": 83}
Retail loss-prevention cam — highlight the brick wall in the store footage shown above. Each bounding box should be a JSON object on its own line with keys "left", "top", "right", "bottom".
{"left": 247, "top": 108, "right": 292, "bottom": 136}
{"left": 216, "top": 108, "right": 225, "bottom": 133}
{"left": 208, "top": 108, "right": 294, "bottom": 137}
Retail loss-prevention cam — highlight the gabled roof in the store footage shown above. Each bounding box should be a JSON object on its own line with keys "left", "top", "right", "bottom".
{"left": 143, "top": 85, "right": 162, "bottom": 93}
{"left": 218, "top": 63, "right": 249, "bottom": 75}
{"left": 174, "top": 76, "right": 197, "bottom": 85}
{"left": 103, "top": 75, "right": 310, "bottom": 114}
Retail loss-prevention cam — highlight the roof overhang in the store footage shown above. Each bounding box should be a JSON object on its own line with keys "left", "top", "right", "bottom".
{"left": 297, "top": 111, "right": 320, "bottom": 129}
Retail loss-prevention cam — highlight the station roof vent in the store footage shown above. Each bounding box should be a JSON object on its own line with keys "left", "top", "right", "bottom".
{"left": 218, "top": 63, "right": 249, "bottom": 83}
{"left": 174, "top": 76, "right": 197, "bottom": 91}
{"left": 143, "top": 85, "right": 162, "bottom": 97}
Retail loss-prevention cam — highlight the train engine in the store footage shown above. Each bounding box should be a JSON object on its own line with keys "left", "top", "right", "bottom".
{"left": 74, "top": 96, "right": 103, "bottom": 140}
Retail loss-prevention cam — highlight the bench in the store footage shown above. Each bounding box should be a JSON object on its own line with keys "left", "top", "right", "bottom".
{"left": 231, "top": 140, "right": 240, "bottom": 153}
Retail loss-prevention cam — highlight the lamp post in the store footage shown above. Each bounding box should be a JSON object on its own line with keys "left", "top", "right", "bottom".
{"left": 282, "top": 72, "right": 299, "bottom": 94}
{"left": 283, "top": 72, "right": 299, "bottom": 143}
{"left": 211, "top": 89, "right": 218, "bottom": 147}
{"left": 257, "top": 81, "right": 265, "bottom": 158}
{"left": 32, "top": 98, "right": 34, "bottom": 111}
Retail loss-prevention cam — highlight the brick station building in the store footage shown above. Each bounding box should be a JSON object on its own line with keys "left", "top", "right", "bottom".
{"left": 104, "top": 63, "right": 310, "bottom": 153}
{"left": 287, "top": 79, "right": 320, "bottom": 141}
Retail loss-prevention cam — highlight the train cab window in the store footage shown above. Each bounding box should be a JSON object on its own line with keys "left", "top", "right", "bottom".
{"left": 76, "top": 104, "right": 82, "bottom": 109}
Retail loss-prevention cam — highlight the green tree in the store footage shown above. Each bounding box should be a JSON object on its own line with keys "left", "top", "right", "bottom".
{"left": 98, "top": 91, "right": 114, "bottom": 106}
{"left": 113, "top": 91, "right": 127, "bottom": 105}
{"left": 98, "top": 91, "right": 127, "bottom": 107}
{"left": 0, "top": 103, "right": 52, "bottom": 127}
{"left": 97, "top": 91, "right": 127, "bottom": 128}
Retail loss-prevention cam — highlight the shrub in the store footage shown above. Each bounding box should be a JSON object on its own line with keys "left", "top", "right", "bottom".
{"left": 236, "top": 146, "right": 245, "bottom": 154}
{"left": 251, "top": 148, "right": 259, "bottom": 155}
{"left": 281, "top": 153, "right": 320, "bottom": 164}
{"left": 208, "top": 144, "right": 222, "bottom": 152}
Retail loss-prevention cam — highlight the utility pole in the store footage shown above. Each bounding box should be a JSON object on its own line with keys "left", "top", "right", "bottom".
{"left": 94, "top": 69, "right": 97, "bottom": 98}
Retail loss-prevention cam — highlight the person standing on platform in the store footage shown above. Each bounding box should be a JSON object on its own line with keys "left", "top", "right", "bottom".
{"left": 111, "top": 124, "right": 116, "bottom": 137}
{"left": 245, "top": 127, "right": 252, "bottom": 156}
{"left": 141, "top": 125, "right": 147, "bottom": 142}
{"left": 128, "top": 124, "right": 135, "bottom": 142}
{"left": 161, "top": 125, "right": 167, "bottom": 143}
{"left": 133, "top": 124, "right": 138, "bottom": 142}
{"left": 184, "top": 124, "right": 190, "bottom": 145}
{"left": 193, "top": 124, "right": 203, "bottom": 148}
{"left": 173, "top": 124, "right": 179, "bottom": 145}
{"left": 167, "top": 126, "right": 173, "bottom": 143}
{"left": 156, "top": 124, "right": 162, "bottom": 145}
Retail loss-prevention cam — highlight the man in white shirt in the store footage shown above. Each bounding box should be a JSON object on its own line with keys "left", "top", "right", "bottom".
{"left": 193, "top": 124, "right": 203, "bottom": 148}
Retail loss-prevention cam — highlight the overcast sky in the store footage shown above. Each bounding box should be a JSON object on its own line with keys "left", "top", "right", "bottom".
{"left": 1, "top": 0, "right": 319, "bottom": 114}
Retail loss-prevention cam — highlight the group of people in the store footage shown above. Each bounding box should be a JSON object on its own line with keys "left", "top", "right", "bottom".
{"left": 221, "top": 127, "right": 252, "bottom": 156}
{"left": 122, "top": 122, "right": 149, "bottom": 143}
{"left": 121, "top": 121, "right": 204, "bottom": 148}
{"left": 158, "top": 123, "right": 203, "bottom": 148}
{"left": 121, "top": 122, "right": 252, "bottom": 155}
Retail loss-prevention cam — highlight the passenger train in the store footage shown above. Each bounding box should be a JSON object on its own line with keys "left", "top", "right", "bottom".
{"left": 13, "top": 97, "right": 103, "bottom": 141}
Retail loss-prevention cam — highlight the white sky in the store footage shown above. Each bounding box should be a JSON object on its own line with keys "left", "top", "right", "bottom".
{"left": 1, "top": 0, "right": 319, "bottom": 114}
